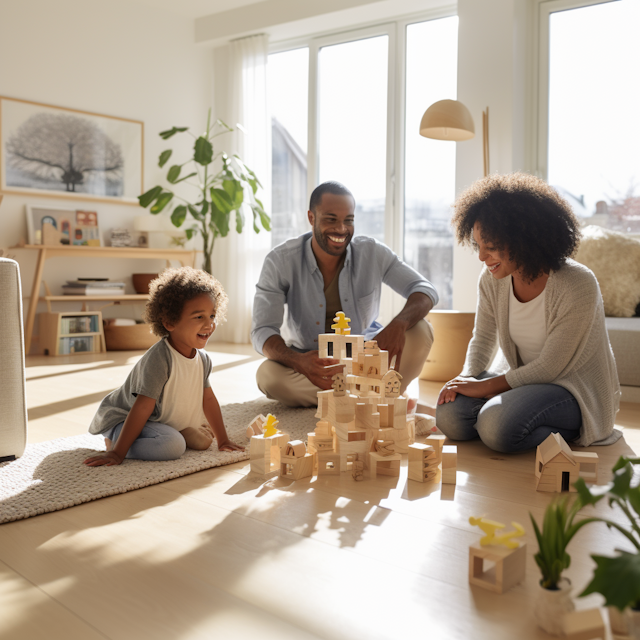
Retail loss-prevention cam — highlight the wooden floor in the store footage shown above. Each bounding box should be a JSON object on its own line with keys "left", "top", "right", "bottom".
{"left": 1, "top": 344, "right": 639, "bottom": 640}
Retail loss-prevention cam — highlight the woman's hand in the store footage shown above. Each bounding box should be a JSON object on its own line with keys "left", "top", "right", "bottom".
{"left": 437, "top": 376, "right": 473, "bottom": 405}
{"left": 84, "top": 451, "right": 124, "bottom": 467}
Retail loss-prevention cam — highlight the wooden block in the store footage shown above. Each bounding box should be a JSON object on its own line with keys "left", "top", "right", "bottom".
{"left": 392, "top": 396, "right": 408, "bottom": 429}
{"left": 442, "top": 445, "right": 457, "bottom": 485}
{"left": 285, "top": 440, "right": 306, "bottom": 457}
{"left": 246, "top": 414, "right": 267, "bottom": 439}
{"left": 292, "top": 453, "right": 315, "bottom": 480}
{"left": 306, "top": 433, "right": 317, "bottom": 454}
{"left": 315, "top": 391, "right": 331, "bottom": 418}
{"left": 317, "top": 452, "right": 340, "bottom": 475}
{"left": 314, "top": 420, "right": 333, "bottom": 438}
{"left": 426, "top": 434, "right": 446, "bottom": 454}
{"left": 369, "top": 451, "right": 401, "bottom": 480}
{"left": 562, "top": 608, "right": 605, "bottom": 640}
{"left": 574, "top": 451, "right": 599, "bottom": 484}
{"left": 468, "top": 542, "right": 526, "bottom": 594}
{"left": 355, "top": 402, "right": 380, "bottom": 430}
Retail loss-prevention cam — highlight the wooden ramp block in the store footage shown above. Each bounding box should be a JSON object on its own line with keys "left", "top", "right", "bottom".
{"left": 468, "top": 542, "right": 526, "bottom": 594}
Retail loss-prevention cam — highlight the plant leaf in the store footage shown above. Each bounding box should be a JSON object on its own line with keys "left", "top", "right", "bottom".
{"left": 172, "top": 172, "right": 197, "bottom": 185}
{"left": 250, "top": 203, "right": 271, "bottom": 232}
{"left": 210, "top": 188, "right": 233, "bottom": 214}
{"left": 138, "top": 185, "right": 163, "bottom": 209}
{"left": 159, "top": 126, "right": 188, "bottom": 140}
{"left": 150, "top": 191, "right": 173, "bottom": 213}
{"left": 210, "top": 202, "right": 230, "bottom": 237}
{"left": 158, "top": 150, "right": 172, "bottom": 168}
{"left": 167, "top": 165, "right": 181, "bottom": 183}
{"left": 610, "top": 463, "right": 633, "bottom": 500}
{"left": 235, "top": 209, "right": 245, "bottom": 234}
{"left": 580, "top": 552, "right": 640, "bottom": 611}
{"left": 612, "top": 456, "right": 640, "bottom": 473}
{"left": 194, "top": 136, "right": 213, "bottom": 165}
{"left": 171, "top": 205, "right": 187, "bottom": 228}
{"left": 574, "top": 477, "right": 607, "bottom": 508}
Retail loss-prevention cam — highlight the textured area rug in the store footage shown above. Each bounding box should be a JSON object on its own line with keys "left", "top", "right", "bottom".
{"left": 0, "top": 399, "right": 316, "bottom": 524}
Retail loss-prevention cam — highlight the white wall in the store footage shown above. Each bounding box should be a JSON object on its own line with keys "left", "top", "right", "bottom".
{"left": 0, "top": 0, "right": 213, "bottom": 351}
{"left": 453, "top": 0, "right": 533, "bottom": 310}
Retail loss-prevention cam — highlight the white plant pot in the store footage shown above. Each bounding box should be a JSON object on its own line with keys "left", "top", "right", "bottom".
{"left": 533, "top": 578, "right": 575, "bottom": 636}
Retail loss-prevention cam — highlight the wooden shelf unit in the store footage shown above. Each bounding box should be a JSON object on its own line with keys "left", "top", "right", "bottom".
{"left": 12, "top": 244, "right": 197, "bottom": 353}
{"left": 39, "top": 311, "right": 106, "bottom": 356}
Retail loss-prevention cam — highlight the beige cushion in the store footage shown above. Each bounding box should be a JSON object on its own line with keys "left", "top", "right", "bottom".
{"left": 606, "top": 317, "right": 640, "bottom": 387}
{"left": 0, "top": 258, "right": 27, "bottom": 459}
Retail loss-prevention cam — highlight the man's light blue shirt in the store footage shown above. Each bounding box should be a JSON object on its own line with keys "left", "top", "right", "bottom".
{"left": 251, "top": 232, "right": 439, "bottom": 355}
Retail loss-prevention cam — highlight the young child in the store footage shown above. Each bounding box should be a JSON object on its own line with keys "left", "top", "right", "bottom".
{"left": 84, "top": 267, "right": 244, "bottom": 467}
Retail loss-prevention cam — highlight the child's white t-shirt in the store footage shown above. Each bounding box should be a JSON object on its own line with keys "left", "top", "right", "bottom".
{"left": 508, "top": 275, "right": 547, "bottom": 366}
{"left": 158, "top": 341, "right": 207, "bottom": 431}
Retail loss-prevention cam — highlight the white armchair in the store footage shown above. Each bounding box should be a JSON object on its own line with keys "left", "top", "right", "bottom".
{"left": 0, "top": 257, "right": 27, "bottom": 460}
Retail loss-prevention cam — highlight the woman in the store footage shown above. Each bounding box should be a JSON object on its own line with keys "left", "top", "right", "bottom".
{"left": 436, "top": 173, "right": 620, "bottom": 452}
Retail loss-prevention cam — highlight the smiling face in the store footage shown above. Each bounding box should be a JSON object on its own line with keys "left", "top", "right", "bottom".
{"left": 308, "top": 192, "right": 355, "bottom": 258}
{"left": 472, "top": 222, "right": 518, "bottom": 280}
{"left": 163, "top": 293, "right": 216, "bottom": 358}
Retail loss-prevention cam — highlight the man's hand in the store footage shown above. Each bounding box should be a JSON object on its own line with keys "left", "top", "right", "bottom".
{"left": 217, "top": 439, "right": 245, "bottom": 452}
{"left": 84, "top": 451, "right": 124, "bottom": 467}
{"left": 294, "top": 350, "right": 343, "bottom": 390}
{"left": 374, "top": 319, "right": 407, "bottom": 371}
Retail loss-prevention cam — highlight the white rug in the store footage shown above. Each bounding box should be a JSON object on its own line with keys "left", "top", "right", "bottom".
{"left": 0, "top": 399, "right": 316, "bottom": 524}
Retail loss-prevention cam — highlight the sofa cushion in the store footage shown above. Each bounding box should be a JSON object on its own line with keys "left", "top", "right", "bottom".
{"left": 606, "top": 317, "right": 640, "bottom": 387}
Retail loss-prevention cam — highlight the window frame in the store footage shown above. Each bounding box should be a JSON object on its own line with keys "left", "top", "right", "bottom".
{"left": 269, "top": 6, "right": 457, "bottom": 320}
{"left": 535, "top": 0, "right": 620, "bottom": 181}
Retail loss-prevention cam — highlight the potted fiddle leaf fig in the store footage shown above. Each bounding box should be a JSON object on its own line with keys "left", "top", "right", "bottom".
{"left": 529, "top": 497, "right": 600, "bottom": 635}
{"left": 138, "top": 109, "right": 270, "bottom": 274}
{"left": 574, "top": 456, "right": 640, "bottom": 637}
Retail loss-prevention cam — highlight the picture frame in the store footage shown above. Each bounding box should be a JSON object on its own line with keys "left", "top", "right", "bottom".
{"left": 0, "top": 96, "right": 143, "bottom": 205}
{"left": 26, "top": 204, "right": 102, "bottom": 246}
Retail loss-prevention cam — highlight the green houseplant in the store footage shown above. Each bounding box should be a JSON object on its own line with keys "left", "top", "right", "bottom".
{"left": 529, "top": 497, "right": 601, "bottom": 634}
{"left": 574, "top": 456, "right": 640, "bottom": 636}
{"left": 138, "top": 110, "right": 270, "bottom": 274}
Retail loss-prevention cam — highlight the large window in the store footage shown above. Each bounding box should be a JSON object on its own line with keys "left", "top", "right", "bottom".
{"left": 404, "top": 17, "right": 458, "bottom": 309}
{"left": 268, "top": 47, "right": 309, "bottom": 247}
{"left": 269, "top": 13, "right": 458, "bottom": 311}
{"left": 545, "top": 0, "right": 640, "bottom": 232}
{"left": 318, "top": 35, "right": 389, "bottom": 242}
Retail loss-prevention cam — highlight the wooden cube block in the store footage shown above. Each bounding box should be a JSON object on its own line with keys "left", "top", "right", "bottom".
{"left": 317, "top": 452, "right": 340, "bottom": 475}
{"left": 369, "top": 451, "right": 401, "bottom": 479}
{"left": 562, "top": 608, "right": 605, "bottom": 640}
{"left": 426, "top": 434, "right": 446, "bottom": 455}
{"left": 442, "top": 444, "right": 457, "bottom": 484}
{"left": 468, "top": 542, "right": 526, "bottom": 594}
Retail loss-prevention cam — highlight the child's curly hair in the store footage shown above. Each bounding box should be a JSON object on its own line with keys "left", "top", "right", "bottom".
{"left": 451, "top": 172, "right": 581, "bottom": 283}
{"left": 144, "top": 267, "right": 228, "bottom": 337}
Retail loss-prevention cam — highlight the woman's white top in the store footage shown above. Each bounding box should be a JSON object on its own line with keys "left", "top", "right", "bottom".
{"left": 508, "top": 276, "right": 547, "bottom": 365}
{"left": 157, "top": 340, "right": 207, "bottom": 431}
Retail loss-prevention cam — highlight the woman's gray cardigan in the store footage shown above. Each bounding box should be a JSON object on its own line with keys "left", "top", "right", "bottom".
{"left": 461, "top": 259, "right": 621, "bottom": 446}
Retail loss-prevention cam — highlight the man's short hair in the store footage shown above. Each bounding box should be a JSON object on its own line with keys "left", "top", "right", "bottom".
{"left": 309, "top": 181, "right": 354, "bottom": 213}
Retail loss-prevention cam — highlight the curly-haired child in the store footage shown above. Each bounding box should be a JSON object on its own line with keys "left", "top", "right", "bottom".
{"left": 84, "top": 267, "right": 244, "bottom": 466}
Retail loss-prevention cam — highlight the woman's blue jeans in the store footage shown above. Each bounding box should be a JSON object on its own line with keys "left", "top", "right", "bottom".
{"left": 104, "top": 421, "right": 187, "bottom": 461}
{"left": 435, "top": 372, "right": 582, "bottom": 453}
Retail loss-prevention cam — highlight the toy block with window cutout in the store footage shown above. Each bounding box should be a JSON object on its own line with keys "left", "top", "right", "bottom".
{"left": 249, "top": 414, "right": 290, "bottom": 476}
{"left": 535, "top": 432, "right": 599, "bottom": 492}
{"left": 317, "top": 451, "right": 341, "bottom": 476}
{"left": 468, "top": 518, "right": 526, "bottom": 594}
{"left": 246, "top": 414, "right": 267, "bottom": 440}
{"left": 368, "top": 451, "right": 401, "bottom": 479}
{"left": 280, "top": 440, "right": 315, "bottom": 481}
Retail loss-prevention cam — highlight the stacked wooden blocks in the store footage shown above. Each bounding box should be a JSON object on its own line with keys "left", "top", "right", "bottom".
{"left": 280, "top": 440, "right": 315, "bottom": 481}
{"left": 250, "top": 431, "right": 290, "bottom": 476}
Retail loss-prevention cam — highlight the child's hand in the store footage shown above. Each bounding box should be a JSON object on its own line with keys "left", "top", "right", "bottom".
{"left": 217, "top": 439, "right": 245, "bottom": 453}
{"left": 84, "top": 451, "right": 124, "bottom": 466}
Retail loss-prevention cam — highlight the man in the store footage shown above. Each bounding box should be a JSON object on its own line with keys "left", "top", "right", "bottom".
{"left": 251, "top": 181, "right": 437, "bottom": 408}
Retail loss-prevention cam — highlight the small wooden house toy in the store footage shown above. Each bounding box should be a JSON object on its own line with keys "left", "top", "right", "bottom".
{"left": 280, "top": 440, "right": 315, "bottom": 481}
{"left": 562, "top": 608, "right": 605, "bottom": 640}
{"left": 535, "top": 433, "right": 599, "bottom": 492}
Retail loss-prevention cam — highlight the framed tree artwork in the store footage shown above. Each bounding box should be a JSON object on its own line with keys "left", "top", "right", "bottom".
{"left": 0, "top": 96, "right": 143, "bottom": 204}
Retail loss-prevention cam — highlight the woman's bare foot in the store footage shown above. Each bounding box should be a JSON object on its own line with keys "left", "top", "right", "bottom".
{"left": 407, "top": 397, "right": 418, "bottom": 414}
{"left": 416, "top": 401, "right": 437, "bottom": 417}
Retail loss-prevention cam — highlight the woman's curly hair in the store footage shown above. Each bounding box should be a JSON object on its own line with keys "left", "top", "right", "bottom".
{"left": 451, "top": 173, "right": 581, "bottom": 282}
{"left": 144, "top": 267, "right": 228, "bottom": 337}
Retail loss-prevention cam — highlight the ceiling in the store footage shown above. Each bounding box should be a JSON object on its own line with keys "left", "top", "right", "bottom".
{"left": 131, "top": 0, "right": 266, "bottom": 19}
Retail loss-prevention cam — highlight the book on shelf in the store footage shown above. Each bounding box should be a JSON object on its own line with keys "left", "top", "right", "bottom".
{"left": 58, "top": 335, "right": 96, "bottom": 355}
{"left": 62, "top": 284, "right": 126, "bottom": 296}
{"left": 66, "top": 280, "right": 127, "bottom": 287}
{"left": 60, "top": 315, "right": 100, "bottom": 334}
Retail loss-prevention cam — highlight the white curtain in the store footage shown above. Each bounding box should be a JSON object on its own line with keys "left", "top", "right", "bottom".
{"left": 213, "top": 34, "right": 271, "bottom": 343}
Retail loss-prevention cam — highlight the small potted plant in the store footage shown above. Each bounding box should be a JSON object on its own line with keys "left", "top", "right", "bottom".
{"left": 574, "top": 456, "right": 640, "bottom": 638}
{"left": 529, "top": 497, "right": 600, "bottom": 634}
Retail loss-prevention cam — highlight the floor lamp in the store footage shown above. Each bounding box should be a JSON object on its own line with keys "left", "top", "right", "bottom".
{"left": 419, "top": 99, "right": 490, "bottom": 177}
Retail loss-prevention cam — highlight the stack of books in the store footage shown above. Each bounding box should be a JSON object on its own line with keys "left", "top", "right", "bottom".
{"left": 62, "top": 279, "right": 126, "bottom": 296}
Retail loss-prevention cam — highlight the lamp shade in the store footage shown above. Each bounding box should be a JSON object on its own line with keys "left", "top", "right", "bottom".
{"left": 419, "top": 99, "right": 475, "bottom": 141}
